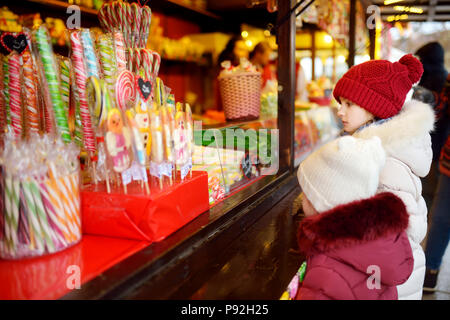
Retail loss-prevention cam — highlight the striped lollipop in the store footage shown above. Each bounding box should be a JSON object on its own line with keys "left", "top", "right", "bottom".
{"left": 70, "top": 30, "right": 96, "bottom": 154}
{"left": 97, "top": 33, "right": 117, "bottom": 93}
{"left": 2, "top": 55, "right": 10, "bottom": 127}
{"left": 8, "top": 52, "right": 22, "bottom": 139}
{"left": 22, "top": 50, "right": 40, "bottom": 135}
{"left": 34, "top": 26, "right": 71, "bottom": 143}
{"left": 0, "top": 56, "right": 5, "bottom": 132}
{"left": 80, "top": 29, "right": 100, "bottom": 79}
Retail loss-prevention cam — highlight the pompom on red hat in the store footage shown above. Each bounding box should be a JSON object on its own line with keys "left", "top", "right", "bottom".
{"left": 333, "top": 54, "right": 424, "bottom": 119}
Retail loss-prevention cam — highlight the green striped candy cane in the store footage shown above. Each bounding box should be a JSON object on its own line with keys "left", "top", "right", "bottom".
{"left": 34, "top": 26, "right": 71, "bottom": 143}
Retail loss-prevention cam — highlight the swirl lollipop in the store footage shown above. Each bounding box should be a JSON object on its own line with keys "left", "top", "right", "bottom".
{"left": 115, "top": 70, "right": 136, "bottom": 111}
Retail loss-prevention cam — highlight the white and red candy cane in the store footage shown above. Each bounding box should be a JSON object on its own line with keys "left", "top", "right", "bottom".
{"left": 152, "top": 50, "right": 161, "bottom": 78}
{"left": 140, "top": 49, "right": 153, "bottom": 81}
{"left": 131, "top": 2, "right": 141, "bottom": 48}
{"left": 70, "top": 31, "right": 96, "bottom": 154}
{"left": 113, "top": 31, "right": 127, "bottom": 73}
{"left": 140, "top": 5, "right": 152, "bottom": 48}
{"left": 133, "top": 48, "right": 142, "bottom": 74}
{"left": 8, "top": 53, "right": 22, "bottom": 139}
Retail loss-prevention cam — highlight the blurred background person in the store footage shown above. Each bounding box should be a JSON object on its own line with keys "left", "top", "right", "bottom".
{"left": 249, "top": 41, "right": 275, "bottom": 87}
{"left": 218, "top": 35, "right": 248, "bottom": 67}
{"left": 413, "top": 42, "right": 449, "bottom": 209}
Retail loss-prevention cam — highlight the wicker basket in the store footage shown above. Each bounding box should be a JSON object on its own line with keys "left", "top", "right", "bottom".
{"left": 219, "top": 71, "right": 262, "bottom": 121}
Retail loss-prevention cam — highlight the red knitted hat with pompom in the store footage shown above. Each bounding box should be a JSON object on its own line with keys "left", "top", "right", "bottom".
{"left": 333, "top": 54, "right": 424, "bottom": 119}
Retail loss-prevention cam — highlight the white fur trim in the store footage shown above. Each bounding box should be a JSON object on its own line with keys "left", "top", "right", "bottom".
{"left": 354, "top": 99, "right": 435, "bottom": 177}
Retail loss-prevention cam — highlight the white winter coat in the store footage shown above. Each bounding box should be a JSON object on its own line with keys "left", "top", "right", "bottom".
{"left": 354, "top": 99, "right": 435, "bottom": 300}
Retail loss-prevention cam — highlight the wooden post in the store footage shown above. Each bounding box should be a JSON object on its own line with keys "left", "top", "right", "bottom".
{"left": 277, "top": 0, "right": 296, "bottom": 173}
{"left": 311, "top": 29, "right": 316, "bottom": 81}
{"left": 332, "top": 40, "right": 337, "bottom": 83}
{"left": 368, "top": 26, "right": 376, "bottom": 60}
{"left": 348, "top": 0, "right": 356, "bottom": 67}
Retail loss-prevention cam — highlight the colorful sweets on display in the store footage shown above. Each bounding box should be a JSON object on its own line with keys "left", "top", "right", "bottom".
{"left": 0, "top": 135, "right": 81, "bottom": 260}
{"left": 99, "top": 0, "right": 152, "bottom": 48}
{"left": 33, "top": 25, "right": 71, "bottom": 143}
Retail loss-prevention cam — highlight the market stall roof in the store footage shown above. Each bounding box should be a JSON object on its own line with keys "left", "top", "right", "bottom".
{"left": 364, "top": 0, "right": 450, "bottom": 22}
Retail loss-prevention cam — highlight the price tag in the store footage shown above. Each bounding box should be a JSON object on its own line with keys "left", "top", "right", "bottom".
{"left": 149, "top": 162, "right": 161, "bottom": 179}
{"left": 140, "top": 166, "right": 148, "bottom": 182}
{"left": 161, "top": 162, "right": 173, "bottom": 178}
{"left": 121, "top": 169, "right": 132, "bottom": 185}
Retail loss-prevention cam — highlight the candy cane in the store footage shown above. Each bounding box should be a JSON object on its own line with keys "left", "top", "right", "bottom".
{"left": 152, "top": 51, "right": 161, "bottom": 78}
{"left": 141, "top": 5, "right": 152, "bottom": 48}
{"left": 113, "top": 31, "right": 127, "bottom": 72}
{"left": 133, "top": 48, "right": 141, "bottom": 74}
{"left": 131, "top": 2, "right": 141, "bottom": 48}
{"left": 141, "top": 49, "right": 153, "bottom": 81}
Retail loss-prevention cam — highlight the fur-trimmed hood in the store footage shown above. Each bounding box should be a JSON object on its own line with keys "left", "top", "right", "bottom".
{"left": 298, "top": 192, "right": 413, "bottom": 285}
{"left": 353, "top": 99, "right": 435, "bottom": 177}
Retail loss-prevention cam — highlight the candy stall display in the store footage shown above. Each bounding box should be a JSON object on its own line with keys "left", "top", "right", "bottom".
{"left": 0, "top": 0, "right": 210, "bottom": 257}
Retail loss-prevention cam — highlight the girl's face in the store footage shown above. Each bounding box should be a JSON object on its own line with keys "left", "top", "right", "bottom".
{"left": 337, "top": 97, "right": 374, "bottom": 134}
{"left": 301, "top": 192, "right": 318, "bottom": 217}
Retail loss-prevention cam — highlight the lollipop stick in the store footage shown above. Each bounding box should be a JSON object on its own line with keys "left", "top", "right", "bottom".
{"left": 92, "top": 163, "right": 97, "bottom": 185}
{"left": 105, "top": 170, "right": 111, "bottom": 194}
{"left": 159, "top": 177, "right": 163, "bottom": 190}
{"left": 145, "top": 181, "right": 150, "bottom": 195}
{"left": 124, "top": 182, "right": 127, "bottom": 195}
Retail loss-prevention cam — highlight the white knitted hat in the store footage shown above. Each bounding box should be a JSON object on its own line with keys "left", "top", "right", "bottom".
{"left": 297, "top": 136, "right": 386, "bottom": 213}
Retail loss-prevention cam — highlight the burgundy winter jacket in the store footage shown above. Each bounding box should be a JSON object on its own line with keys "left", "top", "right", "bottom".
{"left": 295, "top": 192, "right": 414, "bottom": 300}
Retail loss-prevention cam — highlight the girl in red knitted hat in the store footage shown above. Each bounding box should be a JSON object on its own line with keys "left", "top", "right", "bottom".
{"left": 333, "top": 54, "right": 436, "bottom": 300}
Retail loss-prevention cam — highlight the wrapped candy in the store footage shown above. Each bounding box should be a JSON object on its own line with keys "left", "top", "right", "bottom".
{"left": 33, "top": 25, "right": 71, "bottom": 143}
{"left": 104, "top": 100, "right": 133, "bottom": 174}
{"left": 149, "top": 108, "right": 164, "bottom": 189}
{"left": 69, "top": 29, "right": 96, "bottom": 153}
{"left": 174, "top": 102, "right": 187, "bottom": 164}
